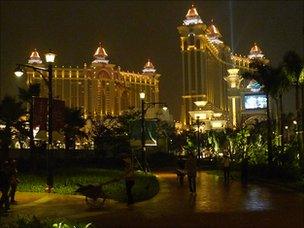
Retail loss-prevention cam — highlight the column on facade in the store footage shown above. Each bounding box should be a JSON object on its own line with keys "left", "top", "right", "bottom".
{"left": 84, "top": 75, "right": 88, "bottom": 116}
{"left": 194, "top": 48, "right": 198, "bottom": 102}
{"left": 59, "top": 70, "right": 63, "bottom": 103}
{"left": 91, "top": 79, "right": 95, "bottom": 118}
{"left": 76, "top": 70, "right": 80, "bottom": 108}
{"left": 54, "top": 70, "right": 57, "bottom": 97}
{"left": 181, "top": 50, "right": 186, "bottom": 125}
{"left": 69, "top": 70, "right": 72, "bottom": 107}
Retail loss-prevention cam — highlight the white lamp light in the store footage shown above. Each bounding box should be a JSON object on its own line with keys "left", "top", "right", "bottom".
{"left": 45, "top": 51, "right": 56, "bottom": 63}
{"left": 139, "top": 92, "right": 146, "bottom": 100}
{"left": 162, "top": 106, "right": 168, "bottom": 111}
{"left": 194, "top": 100, "right": 207, "bottom": 107}
{"left": 14, "top": 66, "right": 24, "bottom": 77}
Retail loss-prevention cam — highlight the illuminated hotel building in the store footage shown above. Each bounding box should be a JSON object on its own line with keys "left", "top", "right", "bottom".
{"left": 26, "top": 43, "right": 160, "bottom": 119}
{"left": 178, "top": 5, "right": 268, "bottom": 129}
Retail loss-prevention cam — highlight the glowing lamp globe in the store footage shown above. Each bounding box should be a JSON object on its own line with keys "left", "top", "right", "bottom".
{"left": 45, "top": 51, "right": 56, "bottom": 63}
{"left": 14, "top": 66, "right": 24, "bottom": 77}
{"left": 139, "top": 92, "right": 146, "bottom": 100}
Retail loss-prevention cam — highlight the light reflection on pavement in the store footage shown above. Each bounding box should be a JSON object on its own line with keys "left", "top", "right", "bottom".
{"left": 1, "top": 171, "right": 303, "bottom": 227}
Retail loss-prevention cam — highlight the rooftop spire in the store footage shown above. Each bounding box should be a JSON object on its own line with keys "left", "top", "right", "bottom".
{"left": 207, "top": 20, "right": 223, "bottom": 44}
{"left": 92, "top": 42, "right": 109, "bottom": 64}
{"left": 183, "top": 4, "right": 203, "bottom": 25}
{"left": 28, "top": 49, "right": 42, "bottom": 64}
{"left": 207, "top": 20, "right": 222, "bottom": 38}
{"left": 143, "top": 59, "right": 156, "bottom": 74}
{"left": 248, "top": 42, "right": 264, "bottom": 59}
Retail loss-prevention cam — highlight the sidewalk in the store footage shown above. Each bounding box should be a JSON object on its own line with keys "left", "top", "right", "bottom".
{"left": 1, "top": 171, "right": 304, "bottom": 227}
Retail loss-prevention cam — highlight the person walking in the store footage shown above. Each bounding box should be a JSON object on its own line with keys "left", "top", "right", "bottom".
{"left": 121, "top": 154, "right": 135, "bottom": 205}
{"left": 241, "top": 156, "right": 249, "bottom": 185}
{"left": 176, "top": 155, "right": 186, "bottom": 186}
{"left": 0, "top": 161, "right": 11, "bottom": 214}
{"left": 9, "top": 159, "right": 20, "bottom": 204}
{"left": 223, "top": 155, "right": 230, "bottom": 184}
{"left": 185, "top": 152, "right": 197, "bottom": 194}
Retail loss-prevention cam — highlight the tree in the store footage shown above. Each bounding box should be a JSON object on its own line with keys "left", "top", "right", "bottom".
{"left": 63, "top": 107, "right": 85, "bottom": 150}
{"left": 281, "top": 51, "right": 304, "bottom": 172}
{"left": 273, "top": 66, "right": 292, "bottom": 145}
{"left": 93, "top": 121, "right": 113, "bottom": 160}
{"left": 242, "top": 59, "right": 279, "bottom": 166}
{"left": 18, "top": 83, "right": 40, "bottom": 152}
{"left": 155, "top": 120, "right": 176, "bottom": 153}
{"left": 0, "top": 96, "right": 25, "bottom": 161}
{"left": 93, "top": 114, "right": 131, "bottom": 159}
{"left": 118, "top": 108, "right": 141, "bottom": 131}
{"left": 282, "top": 51, "right": 303, "bottom": 119}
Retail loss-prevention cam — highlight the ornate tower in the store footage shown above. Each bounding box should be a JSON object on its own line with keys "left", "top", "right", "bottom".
{"left": 177, "top": 5, "right": 230, "bottom": 126}
{"left": 28, "top": 49, "right": 43, "bottom": 65}
{"left": 92, "top": 42, "right": 109, "bottom": 65}
{"left": 142, "top": 59, "right": 159, "bottom": 103}
{"left": 224, "top": 68, "right": 243, "bottom": 128}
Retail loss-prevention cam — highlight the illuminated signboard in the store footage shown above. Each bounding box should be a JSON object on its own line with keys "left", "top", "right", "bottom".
{"left": 244, "top": 94, "right": 267, "bottom": 110}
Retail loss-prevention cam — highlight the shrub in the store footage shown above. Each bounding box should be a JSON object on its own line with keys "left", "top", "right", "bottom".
{"left": 8, "top": 216, "right": 93, "bottom": 228}
{"left": 18, "top": 168, "right": 159, "bottom": 203}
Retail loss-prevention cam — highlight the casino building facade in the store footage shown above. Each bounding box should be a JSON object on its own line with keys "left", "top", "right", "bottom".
{"left": 25, "top": 43, "right": 160, "bottom": 119}
{"left": 178, "top": 5, "right": 269, "bottom": 130}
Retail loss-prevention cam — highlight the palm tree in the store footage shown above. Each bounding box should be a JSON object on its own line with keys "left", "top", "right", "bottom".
{"left": 18, "top": 83, "right": 40, "bottom": 153}
{"left": 63, "top": 107, "right": 85, "bottom": 150}
{"left": 281, "top": 51, "right": 303, "bottom": 121}
{"left": 0, "top": 96, "right": 26, "bottom": 161}
{"left": 242, "top": 59, "right": 279, "bottom": 166}
{"left": 270, "top": 66, "right": 291, "bottom": 144}
{"left": 281, "top": 51, "right": 303, "bottom": 171}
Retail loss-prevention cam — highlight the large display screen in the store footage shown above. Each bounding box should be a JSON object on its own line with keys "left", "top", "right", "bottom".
{"left": 244, "top": 94, "right": 267, "bottom": 110}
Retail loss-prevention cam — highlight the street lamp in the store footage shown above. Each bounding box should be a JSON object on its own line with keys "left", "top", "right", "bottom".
{"left": 139, "top": 92, "right": 167, "bottom": 172}
{"left": 14, "top": 50, "right": 56, "bottom": 192}
{"left": 140, "top": 92, "right": 146, "bottom": 172}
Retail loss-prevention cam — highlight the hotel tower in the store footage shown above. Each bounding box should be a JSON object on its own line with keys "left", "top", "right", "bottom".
{"left": 178, "top": 5, "right": 269, "bottom": 129}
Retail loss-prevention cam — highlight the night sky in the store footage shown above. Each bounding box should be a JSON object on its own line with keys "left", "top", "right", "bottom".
{"left": 1, "top": 1, "right": 303, "bottom": 120}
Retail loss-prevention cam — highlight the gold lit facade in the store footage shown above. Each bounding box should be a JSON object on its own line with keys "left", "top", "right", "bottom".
{"left": 178, "top": 5, "right": 269, "bottom": 129}
{"left": 26, "top": 43, "right": 160, "bottom": 119}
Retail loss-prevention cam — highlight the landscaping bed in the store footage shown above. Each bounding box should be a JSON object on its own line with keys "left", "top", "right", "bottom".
{"left": 17, "top": 168, "right": 159, "bottom": 203}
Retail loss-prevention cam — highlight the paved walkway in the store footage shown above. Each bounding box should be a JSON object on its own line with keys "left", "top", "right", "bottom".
{"left": 1, "top": 171, "right": 304, "bottom": 227}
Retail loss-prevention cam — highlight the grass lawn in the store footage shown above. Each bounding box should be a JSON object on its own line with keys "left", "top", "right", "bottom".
{"left": 18, "top": 168, "right": 159, "bottom": 203}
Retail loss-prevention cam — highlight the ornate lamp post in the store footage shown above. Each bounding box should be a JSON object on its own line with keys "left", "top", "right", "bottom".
{"left": 15, "top": 50, "right": 56, "bottom": 192}
{"left": 224, "top": 68, "right": 243, "bottom": 128}
{"left": 139, "top": 92, "right": 146, "bottom": 171}
{"left": 139, "top": 92, "right": 167, "bottom": 172}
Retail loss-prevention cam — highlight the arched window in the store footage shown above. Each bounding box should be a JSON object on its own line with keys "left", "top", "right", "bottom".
{"left": 188, "top": 33, "right": 195, "bottom": 45}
